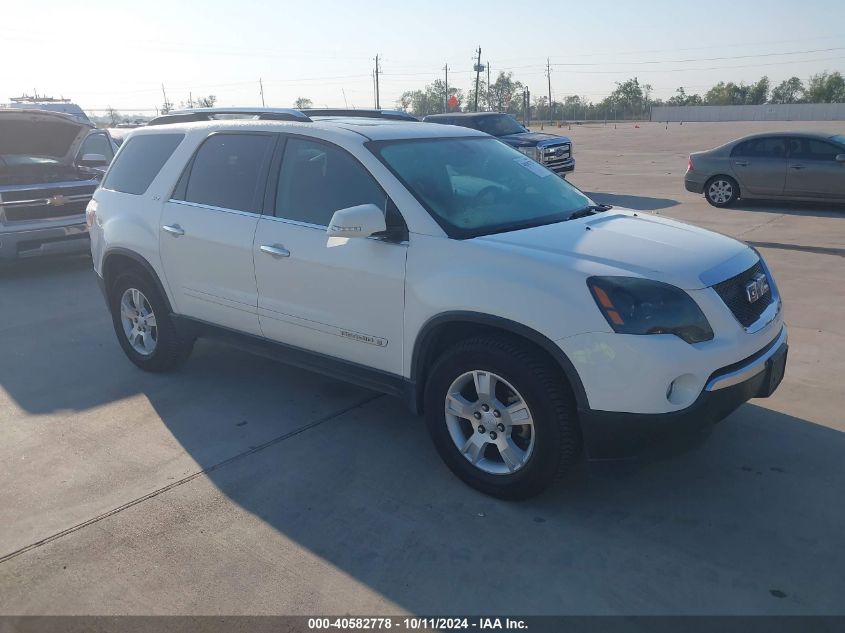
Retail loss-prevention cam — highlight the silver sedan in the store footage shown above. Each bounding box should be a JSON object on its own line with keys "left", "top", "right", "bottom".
{"left": 685, "top": 132, "right": 845, "bottom": 207}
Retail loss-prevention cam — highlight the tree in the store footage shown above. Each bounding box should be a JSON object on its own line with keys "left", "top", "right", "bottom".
{"left": 771, "top": 77, "right": 805, "bottom": 103}
{"left": 704, "top": 81, "right": 749, "bottom": 105}
{"left": 487, "top": 72, "right": 524, "bottom": 113}
{"left": 745, "top": 76, "right": 770, "bottom": 105}
{"left": 396, "top": 80, "right": 463, "bottom": 117}
{"left": 531, "top": 95, "right": 549, "bottom": 120}
{"left": 602, "top": 77, "right": 652, "bottom": 117}
{"left": 294, "top": 97, "right": 313, "bottom": 109}
{"left": 805, "top": 71, "right": 845, "bottom": 103}
{"left": 667, "top": 87, "right": 702, "bottom": 106}
{"left": 106, "top": 106, "right": 120, "bottom": 127}
{"left": 195, "top": 95, "right": 217, "bottom": 108}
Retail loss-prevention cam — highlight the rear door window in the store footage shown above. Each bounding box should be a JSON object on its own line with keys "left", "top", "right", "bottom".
{"left": 732, "top": 137, "right": 787, "bottom": 159}
{"left": 790, "top": 138, "right": 842, "bottom": 161}
{"left": 104, "top": 134, "right": 184, "bottom": 195}
{"left": 179, "top": 133, "right": 274, "bottom": 213}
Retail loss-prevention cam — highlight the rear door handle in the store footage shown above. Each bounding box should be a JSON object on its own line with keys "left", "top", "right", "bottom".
{"left": 162, "top": 224, "right": 185, "bottom": 237}
{"left": 790, "top": 164, "right": 805, "bottom": 170}
{"left": 734, "top": 161, "right": 749, "bottom": 167}
{"left": 260, "top": 244, "right": 291, "bottom": 258}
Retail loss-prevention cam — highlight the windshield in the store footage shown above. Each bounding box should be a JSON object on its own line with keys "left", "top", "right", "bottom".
{"left": 831, "top": 134, "right": 845, "bottom": 146}
{"left": 473, "top": 115, "right": 528, "bottom": 137}
{"left": 370, "top": 137, "right": 593, "bottom": 238}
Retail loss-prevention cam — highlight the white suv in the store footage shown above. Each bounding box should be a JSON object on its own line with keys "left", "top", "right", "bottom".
{"left": 89, "top": 108, "right": 788, "bottom": 499}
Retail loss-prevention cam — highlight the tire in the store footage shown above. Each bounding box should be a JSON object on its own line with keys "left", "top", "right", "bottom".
{"left": 108, "top": 270, "right": 193, "bottom": 372}
{"left": 423, "top": 336, "right": 581, "bottom": 500}
{"left": 704, "top": 175, "right": 739, "bottom": 207}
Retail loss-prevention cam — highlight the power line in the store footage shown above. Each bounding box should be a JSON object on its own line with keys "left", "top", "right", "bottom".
{"left": 549, "top": 46, "right": 845, "bottom": 66}
{"left": 547, "top": 55, "right": 845, "bottom": 75}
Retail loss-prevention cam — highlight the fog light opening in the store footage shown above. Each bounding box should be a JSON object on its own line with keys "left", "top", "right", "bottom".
{"left": 666, "top": 373, "right": 699, "bottom": 406}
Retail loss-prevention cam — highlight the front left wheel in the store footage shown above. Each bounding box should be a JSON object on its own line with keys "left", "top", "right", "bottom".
{"left": 108, "top": 271, "right": 193, "bottom": 372}
{"left": 423, "top": 336, "right": 582, "bottom": 500}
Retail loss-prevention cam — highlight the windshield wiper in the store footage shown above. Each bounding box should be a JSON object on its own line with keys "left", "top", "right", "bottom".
{"left": 566, "top": 204, "right": 612, "bottom": 220}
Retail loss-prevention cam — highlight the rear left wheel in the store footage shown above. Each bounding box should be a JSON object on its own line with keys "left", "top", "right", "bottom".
{"left": 705, "top": 176, "right": 739, "bottom": 207}
{"left": 109, "top": 271, "right": 193, "bottom": 372}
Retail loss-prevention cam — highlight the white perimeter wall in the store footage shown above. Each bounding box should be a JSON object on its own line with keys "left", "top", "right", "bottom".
{"left": 651, "top": 103, "right": 845, "bottom": 122}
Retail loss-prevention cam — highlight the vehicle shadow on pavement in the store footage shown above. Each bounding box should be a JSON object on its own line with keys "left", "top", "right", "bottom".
{"left": 729, "top": 199, "right": 845, "bottom": 218}
{"left": 179, "top": 396, "right": 845, "bottom": 614}
{"left": 2, "top": 257, "right": 844, "bottom": 614}
{"left": 584, "top": 191, "right": 680, "bottom": 212}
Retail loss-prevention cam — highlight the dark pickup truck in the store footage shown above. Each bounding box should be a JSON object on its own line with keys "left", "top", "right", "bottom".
{"left": 423, "top": 112, "right": 575, "bottom": 176}
{"left": 0, "top": 109, "right": 117, "bottom": 260}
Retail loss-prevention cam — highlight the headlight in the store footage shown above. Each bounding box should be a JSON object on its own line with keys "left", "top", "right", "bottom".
{"left": 517, "top": 146, "right": 539, "bottom": 160}
{"left": 587, "top": 276, "right": 714, "bottom": 344}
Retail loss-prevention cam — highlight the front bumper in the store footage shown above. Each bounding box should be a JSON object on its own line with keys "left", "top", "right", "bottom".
{"left": 580, "top": 326, "right": 788, "bottom": 461}
{"left": 0, "top": 221, "right": 89, "bottom": 260}
{"left": 548, "top": 158, "right": 575, "bottom": 175}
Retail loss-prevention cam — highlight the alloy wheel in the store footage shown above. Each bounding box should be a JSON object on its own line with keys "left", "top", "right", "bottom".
{"left": 120, "top": 288, "right": 158, "bottom": 356}
{"left": 444, "top": 370, "right": 535, "bottom": 475}
{"left": 708, "top": 179, "right": 733, "bottom": 204}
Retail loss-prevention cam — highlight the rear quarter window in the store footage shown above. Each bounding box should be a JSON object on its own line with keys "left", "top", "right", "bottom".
{"left": 103, "top": 134, "right": 185, "bottom": 195}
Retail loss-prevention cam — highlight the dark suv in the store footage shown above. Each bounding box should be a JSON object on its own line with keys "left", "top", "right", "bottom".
{"left": 423, "top": 112, "right": 574, "bottom": 176}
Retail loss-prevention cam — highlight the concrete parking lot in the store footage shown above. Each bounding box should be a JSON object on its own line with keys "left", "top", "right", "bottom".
{"left": 1, "top": 122, "right": 843, "bottom": 615}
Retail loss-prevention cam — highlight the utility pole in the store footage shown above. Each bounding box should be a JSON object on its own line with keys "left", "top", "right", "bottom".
{"left": 473, "top": 47, "right": 482, "bottom": 112}
{"left": 526, "top": 87, "right": 531, "bottom": 127}
{"left": 189, "top": 91, "right": 193, "bottom": 108}
{"left": 486, "top": 60, "right": 491, "bottom": 112}
{"left": 374, "top": 54, "right": 381, "bottom": 109}
{"left": 161, "top": 84, "right": 171, "bottom": 114}
{"left": 444, "top": 64, "right": 449, "bottom": 111}
{"left": 259, "top": 78, "right": 265, "bottom": 107}
{"left": 546, "top": 58, "right": 552, "bottom": 124}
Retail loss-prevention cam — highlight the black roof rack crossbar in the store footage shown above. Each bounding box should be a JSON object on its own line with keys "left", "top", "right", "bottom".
{"left": 148, "top": 107, "right": 312, "bottom": 126}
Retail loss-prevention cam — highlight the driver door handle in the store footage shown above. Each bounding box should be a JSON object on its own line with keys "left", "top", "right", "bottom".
{"left": 162, "top": 224, "right": 185, "bottom": 237}
{"left": 790, "top": 164, "right": 805, "bottom": 170}
{"left": 260, "top": 244, "right": 291, "bottom": 258}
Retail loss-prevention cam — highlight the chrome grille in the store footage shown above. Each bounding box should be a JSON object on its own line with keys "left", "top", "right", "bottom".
{"left": 0, "top": 184, "right": 95, "bottom": 223}
{"left": 538, "top": 142, "right": 572, "bottom": 173}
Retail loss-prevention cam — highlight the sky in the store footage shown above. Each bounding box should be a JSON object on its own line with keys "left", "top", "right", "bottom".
{"left": 2, "top": 0, "right": 844, "bottom": 115}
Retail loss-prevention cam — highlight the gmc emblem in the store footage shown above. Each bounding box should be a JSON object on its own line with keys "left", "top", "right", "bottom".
{"left": 745, "top": 272, "right": 770, "bottom": 304}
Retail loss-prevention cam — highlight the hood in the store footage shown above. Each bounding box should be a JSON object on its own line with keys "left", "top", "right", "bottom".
{"left": 498, "top": 131, "right": 571, "bottom": 147}
{"left": 0, "top": 109, "right": 92, "bottom": 165}
{"left": 475, "top": 210, "right": 750, "bottom": 290}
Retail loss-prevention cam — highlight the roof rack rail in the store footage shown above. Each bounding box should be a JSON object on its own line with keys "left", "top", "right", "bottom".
{"left": 147, "top": 107, "right": 312, "bottom": 126}
{"left": 302, "top": 108, "right": 418, "bottom": 122}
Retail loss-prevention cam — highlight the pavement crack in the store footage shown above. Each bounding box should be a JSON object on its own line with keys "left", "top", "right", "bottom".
{"left": 0, "top": 393, "right": 383, "bottom": 565}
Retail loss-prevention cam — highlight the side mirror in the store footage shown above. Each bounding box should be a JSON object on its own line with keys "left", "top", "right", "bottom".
{"left": 79, "top": 153, "right": 109, "bottom": 167}
{"left": 836, "top": 154, "right": 845, "bottom": 163}
{"left": 326, "top": 203, "right": 386, "bottom": 239}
